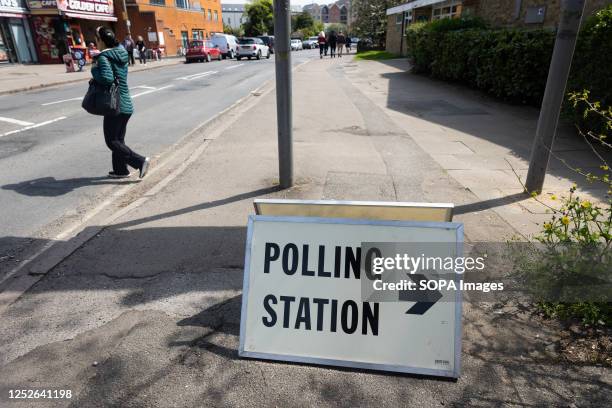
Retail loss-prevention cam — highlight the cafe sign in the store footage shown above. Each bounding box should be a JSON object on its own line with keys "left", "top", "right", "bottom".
{"left": 27, "top": 0, "right": 116, "bottom": 21}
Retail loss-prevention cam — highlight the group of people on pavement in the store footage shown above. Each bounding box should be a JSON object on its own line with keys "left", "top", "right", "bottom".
{"left": 317, "top": 31, "right": 351, "bottom": 59}
{"left": 121, "top": 35, "right": 148, "bottom": 66}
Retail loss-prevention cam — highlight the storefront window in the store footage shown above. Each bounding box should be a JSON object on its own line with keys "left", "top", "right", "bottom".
{"left": 150, "top": 0, "right": 165, "bottom": 5}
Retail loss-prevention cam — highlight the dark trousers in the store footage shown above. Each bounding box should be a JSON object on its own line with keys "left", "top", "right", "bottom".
{"left": 329, "top": 44, "right": 336, "bottom": 57}
{"left": 128, "top": 50, "right": 135, "bottom": 66}
{"left": 319, "top": 44, "right": 325, "bottom": 57}
{"left": 138, "top": 49, "right": 146, "bottom": 64}
{"left": 103, "top": 114, "right": 145, "bottom": 174}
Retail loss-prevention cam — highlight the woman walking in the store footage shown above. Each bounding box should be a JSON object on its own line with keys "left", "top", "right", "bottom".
{"left": 92, "top": 26, "right": 150, "bottom": 179}
{"left": 136, "top": 35, "right": 147, "bottom": 65}
{"left": 317, "top": 31, "right": 326, "bottom": 59}
{"left": 328, "top": 31, "right": 337, "bottom": 58}
{"left": 337, "top": 32, "right": 345, "bottom": 57}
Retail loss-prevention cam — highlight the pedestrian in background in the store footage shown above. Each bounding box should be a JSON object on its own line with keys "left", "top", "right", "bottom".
{"left": 92, "top": 26, "right": 150, "bottom": 179}
{"left": 136, "top": 36, "right": 147, "bottom": 65}
{"left": 337, "top": 32, "right": 345, "bottom": 57}
{"left": 87, "top": 42, "right": 100, "bottom": 60}
{"left": 345, "top": 36, "right": 351, "bottom": 54}
{"left": 328, "top": 31, "right": 337, "bottom": 58}
{"left": 123, "top": 35, "right": 135, "bottom": 66}
{"left": 317, "top": 31, "right": 326, "bottom": 59}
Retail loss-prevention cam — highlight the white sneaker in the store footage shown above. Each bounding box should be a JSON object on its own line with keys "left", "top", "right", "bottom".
{"left": 139, "top": 157, "right": 150, "bottom": 179}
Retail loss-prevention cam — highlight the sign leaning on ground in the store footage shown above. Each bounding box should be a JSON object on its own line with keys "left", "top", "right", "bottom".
{"left": 239, "top": 215, "right": 463, "bottom": 378}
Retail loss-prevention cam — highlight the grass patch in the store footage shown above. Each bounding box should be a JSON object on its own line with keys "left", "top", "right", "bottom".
{"left": 354, "top": 51, "right": 399, "bottom": 60}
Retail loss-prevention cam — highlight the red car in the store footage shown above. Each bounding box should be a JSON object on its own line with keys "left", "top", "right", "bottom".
{"left": 185, "top": 40, "right": 222, "bottom": 63}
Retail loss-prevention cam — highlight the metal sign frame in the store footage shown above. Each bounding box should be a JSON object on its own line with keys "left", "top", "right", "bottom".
{"left": 253, "top": 199, "right": 454, "bottom": 222}
{"left": 239, "top": 215, "right": 463, "bottom": 378}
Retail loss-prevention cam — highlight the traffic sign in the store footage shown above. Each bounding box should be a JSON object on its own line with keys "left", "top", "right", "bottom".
{"left": 239, "top": 215, "right": 463, "bottom": 378}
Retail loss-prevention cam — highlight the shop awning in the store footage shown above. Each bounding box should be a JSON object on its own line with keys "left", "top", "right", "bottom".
{"left": 0, "top": 12, "right": 25, "bottom": 17}
{"left": 387, "top": 0, "right": 446, "bottom": 15}
{"left": 63, "top": 11, "right": 117, "bottom": 22}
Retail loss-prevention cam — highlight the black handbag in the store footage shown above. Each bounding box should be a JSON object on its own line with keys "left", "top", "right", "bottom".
{"left": 82, "top": 75, "right": 120, "bottom": 116}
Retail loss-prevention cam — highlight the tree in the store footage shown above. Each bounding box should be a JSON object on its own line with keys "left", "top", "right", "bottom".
{"left": 223, "top": 24, "right": 244, "bottom": 37}
{"left": 294, "top": 12, "right": 314, "bottom": 31}
{"left": 243, "top": 0, "right": 274, "bottom": 37}
{"left": 352, "top": 0, "right": 402, "bottom": 46}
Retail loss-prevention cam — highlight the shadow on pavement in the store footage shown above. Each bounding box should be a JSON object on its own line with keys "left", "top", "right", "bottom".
{"left": 377, "top": 59, "right": 612, "bottom": 202}
{"left": 2, "top": 176, "right": 138, "bottom": 197}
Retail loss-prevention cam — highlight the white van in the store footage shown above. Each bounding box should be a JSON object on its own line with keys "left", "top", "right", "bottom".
{"left": 210, "top": 33, "right": 238, "bottom": 59}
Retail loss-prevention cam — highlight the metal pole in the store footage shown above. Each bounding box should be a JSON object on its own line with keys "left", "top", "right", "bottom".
{"left": 121, "top": 0, "right": 132, "bottom": 38}
{"left": 274, "top": 0, "right": 293, "bottom": 189}
{"left": 525, "top": 0, "right": 585, "bottom": 194}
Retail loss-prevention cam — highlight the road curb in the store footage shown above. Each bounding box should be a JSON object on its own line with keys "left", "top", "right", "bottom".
{"left": 0, "top": 70, "right": 281, "bottom": 312}
{"left": 0, "top": 59, "right": 184, "bottom": 96}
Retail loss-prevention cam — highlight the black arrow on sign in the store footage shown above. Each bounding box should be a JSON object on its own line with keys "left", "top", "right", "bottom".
{"left": 399, "top": 273, "right": 443, "bottom": 315}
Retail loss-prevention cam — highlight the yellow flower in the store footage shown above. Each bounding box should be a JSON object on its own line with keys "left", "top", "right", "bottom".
{"left": 601, "top": 165, "right": 609, "bottom": 171}
{"left": 580, "top": 200, "right": 592, "bottom": 209}
{"left": 543, "top": 223, "right": 553, "bottom": 231}
{"left": 561, "top": 216, "right": 570, "bottom": 225}
{"left": 550, "top": 195, "right": 557, "bottom": 200}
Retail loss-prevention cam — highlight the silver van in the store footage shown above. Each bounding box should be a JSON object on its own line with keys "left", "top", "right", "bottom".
{"left": 210, "top": 33, "right": 238, "bottom": 59}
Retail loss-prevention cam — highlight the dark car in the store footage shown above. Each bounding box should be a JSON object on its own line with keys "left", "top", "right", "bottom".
{"left": 185, "top": 40, "right": 222, "bottom": 63}
{"left": 257, "top": 35, "right": 275, "bottom": 54}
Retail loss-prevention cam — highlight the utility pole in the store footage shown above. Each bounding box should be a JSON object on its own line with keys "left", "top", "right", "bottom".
{"left": 525, "top": 0, "right": 585, "bottom": 194}
{"left": 121, "top": 0, "right": 132, "bottom": 38}
{"left": 273, "top": 0, "right": 294, "bottom": 189}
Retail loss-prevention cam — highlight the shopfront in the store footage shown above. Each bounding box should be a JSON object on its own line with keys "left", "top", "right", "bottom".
{"left": 27, "top": 0, "right": 116, "bottom": 63}
{"left": 0, "top": 0, "right": 37, "bottom": 63}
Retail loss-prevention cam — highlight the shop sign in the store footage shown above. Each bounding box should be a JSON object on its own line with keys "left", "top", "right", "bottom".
{"left": 26, "top": 0, "right": 57, "bottom": 9}
{"left": 0, "top": 0, "right": 28, "bottom": 14}
{"left": 58, "top": 0, "right": 114, "bottom": 17}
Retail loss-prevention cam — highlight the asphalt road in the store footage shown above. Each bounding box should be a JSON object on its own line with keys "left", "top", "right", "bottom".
{"left": 0, "top": 49, "right": 320, "bottom": 275}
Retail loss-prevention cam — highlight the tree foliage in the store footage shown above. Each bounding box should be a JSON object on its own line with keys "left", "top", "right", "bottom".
{"left": 352, "top": 0, "right": 402, "bottom": 45}
{"left": 243, "top": 0, "right": 274, "bottom": 37}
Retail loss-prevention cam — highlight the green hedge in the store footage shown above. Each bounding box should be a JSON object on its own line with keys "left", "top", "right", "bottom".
{"left": 406, "top": 7, "right": 612, "bottom": 125}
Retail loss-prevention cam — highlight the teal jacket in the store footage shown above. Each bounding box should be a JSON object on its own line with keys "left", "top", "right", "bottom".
{"left": 91, "top": 47, "right": 133, "bottom": 114}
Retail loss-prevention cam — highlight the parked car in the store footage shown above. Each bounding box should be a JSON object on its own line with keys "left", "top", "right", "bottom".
{"left": 210, "top": 33, "right": 238, "bottom": 59}
{"left": 303, "top": 37, "right": 318, "bottom": 49}
{"left": 258, "top": 35, "right": 275, "bottom": 54}
{"left": 237, "top": 37, "right": 270, "bottom": 60}
{"left": 185, "top": 40, "right": 222, "bottom": 63}
{"left": 290, "top": 39, "right": 303, "bottom": 51}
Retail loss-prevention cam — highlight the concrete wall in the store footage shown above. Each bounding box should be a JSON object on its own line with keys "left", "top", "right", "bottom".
{"left": 385, "top": 14, "right": 408, "bottom": 55}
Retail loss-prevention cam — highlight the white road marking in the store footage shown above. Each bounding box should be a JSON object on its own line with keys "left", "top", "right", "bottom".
{"left": 225, "top": 64, "right": 244, "bottom": 70}
{"left": 0, "top": 116, "right": 67, "bottom": 138}
{"left": 41, "top": 97, "right": 83, "bottom": 106}
{"left": 175, "top": 71, "right": 217, "bottom": 81}
{"left": 132, "top": 84, "right": 174, "bottom": 98}
{"left": 0, "top": 116, "right": 34, "bottom": 126}
{"left": 41, "top": 85, "right": 170, "bottom": 105}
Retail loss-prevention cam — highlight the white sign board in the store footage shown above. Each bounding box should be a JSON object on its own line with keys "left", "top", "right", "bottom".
{"left": 239, "top": 216, "right": 463, "bottom": 378}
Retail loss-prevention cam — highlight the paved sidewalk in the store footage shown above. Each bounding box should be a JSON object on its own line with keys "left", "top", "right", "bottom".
{"left": 0, "top": 57, "right": 609, "bottom": 407}
{"left": 0, "top": 58, "right": 182, "bottom": 94}
{"left": 347, "top": 59, "right": 609, "bottom": 238}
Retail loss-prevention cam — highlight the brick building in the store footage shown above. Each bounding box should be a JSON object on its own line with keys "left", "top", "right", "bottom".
{"left": 386, "top": 0, "right": 611, "bottom": 56}
{"left": 304, "top": 0, "right": 354, "bottom": 26}
{"left": 115, "top": 0, "right": 223, "bottom": 57}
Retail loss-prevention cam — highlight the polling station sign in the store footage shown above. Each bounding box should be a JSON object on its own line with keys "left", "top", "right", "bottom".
{"left": 239, "top": 216, "right": 463, "bottom": 378}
